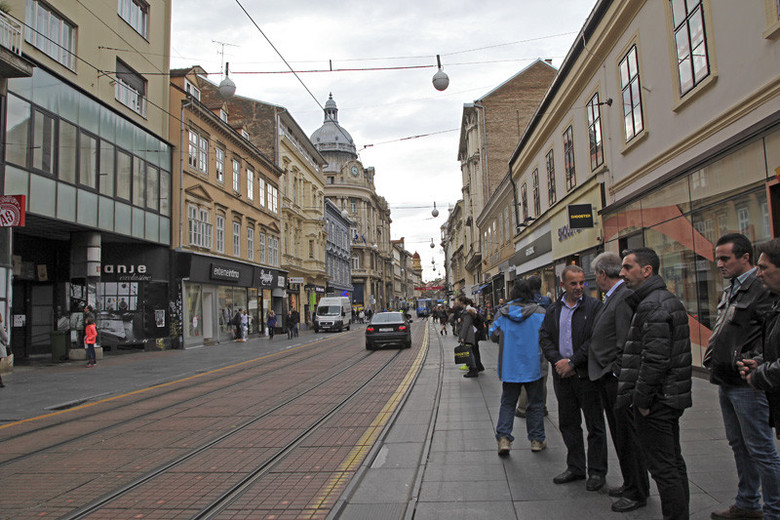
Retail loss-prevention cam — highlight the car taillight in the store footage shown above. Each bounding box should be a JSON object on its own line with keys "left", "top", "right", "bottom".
{"left": 366, "top": 327, "right": 375, "bottom": 332}
{"left": 398, "top": 326, "right": 407, "bottom": 330}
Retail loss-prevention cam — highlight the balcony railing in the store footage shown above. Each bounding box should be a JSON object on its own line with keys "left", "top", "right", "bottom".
{"left": 115, "top": 79, "right": 147, "bottom": 117}
{"left": 0, "top": 10, "right": 23, "bottom": 56}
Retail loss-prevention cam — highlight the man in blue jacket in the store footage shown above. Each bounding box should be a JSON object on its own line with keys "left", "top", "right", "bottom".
{"left": 490, "top": 279, "right": 547, "bottom": 456}
{"left": 540, "top": 265, "right": 606, "bottom": 491}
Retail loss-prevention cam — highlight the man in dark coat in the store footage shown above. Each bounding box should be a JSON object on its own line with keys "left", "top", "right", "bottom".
{"left": 704, "top": 234, "right": 779, "bottom": 520}
{"left": 540, "top": 265, "right": 606, "bottom": 491}
{"left": 588, "top": 252, "right": 649, "bottom": 513}
{"left": 618, "top": 247, "right": 692, "bottom": 520}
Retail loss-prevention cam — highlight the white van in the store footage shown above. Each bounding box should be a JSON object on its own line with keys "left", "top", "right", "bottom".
{"left": 314, "top": 296, "right": 351, "bottom": 332}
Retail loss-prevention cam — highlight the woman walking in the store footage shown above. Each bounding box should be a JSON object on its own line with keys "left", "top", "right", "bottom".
{"left": 0, "top": 313, "right": 8, "bottom": 387}
{"left": 267, "top": 309, "right": 276, "bottom": 340}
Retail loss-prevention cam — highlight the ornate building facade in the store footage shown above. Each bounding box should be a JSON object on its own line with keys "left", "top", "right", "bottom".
{"left": 310, "top": 95, "right": 392, "bottom": 311}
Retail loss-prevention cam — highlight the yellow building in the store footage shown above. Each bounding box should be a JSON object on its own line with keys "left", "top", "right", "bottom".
{"left": 169, "top": 67, "right": 283, "bottom": 346}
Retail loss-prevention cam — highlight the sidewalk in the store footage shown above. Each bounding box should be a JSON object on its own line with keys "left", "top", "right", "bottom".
{"left": 338, "top": 319, "right": 746, "bottom": 520}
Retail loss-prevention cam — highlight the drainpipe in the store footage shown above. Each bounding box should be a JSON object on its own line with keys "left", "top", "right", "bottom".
{"left": 179, "top": 99, "right": 192, "bottom": 249}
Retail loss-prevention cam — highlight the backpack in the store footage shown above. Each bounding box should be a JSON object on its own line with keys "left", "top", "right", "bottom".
{"left": 473, "top": 312, "right": 486, "bottom": 341}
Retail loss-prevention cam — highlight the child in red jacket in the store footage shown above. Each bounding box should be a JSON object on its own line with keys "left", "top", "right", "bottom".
{"left": 84, "top": 317, "right": 97, "bottom": 368}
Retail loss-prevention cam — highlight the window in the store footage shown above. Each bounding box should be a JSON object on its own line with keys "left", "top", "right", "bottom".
{"left": 587, "top": 93, "right": 604, "bottom": 170}
{"left": 257, "top": 177, "right": 265, "bottom": 206}
{"left": 258, "top": 232, "right": 266, "bottom": 263}
{"left": 145, "top": 164, "right": 158, "bottom": 211}
{"left": 268, "top": 185, "right": 278, "bottom": 213}
{"left": 350, "top": 198, "right": 357, "bottom": 213}
{"left": 532, "top": 169, "right": 540, "bottom": 216}
{"left": 232, "top": 159, "right": 240, "bottom": 193}
{"left": 520, "top": 183, "right": 529, "bottom": 222}
{"left": 32, "top": 109, "right": 55, "bottom": 175}
{"left": 738, "top": 207, "right": 750, "bottom": 235}
{"left": 132, "top": 157, "right": 144, "bottom": 207}
{"left": 215, "top": 148, "right": 225, "bottom": 183}
{"left": 268, "top": 236, "right": 279, "bottom": 266}
{"left": 100, "top": 141, "right": 115, "bottom": 197}
{"left": 619, "top": 45, "right": 644, "bottom": 142}
{"left": 58, "top": 119, "right": 77, "bottom": 182}
{"left": 327, "top": 176, "right": 334, "bottom": 184}
{"left": 309, "top": 239, "right": 314, "bottom": 259}
{"left": 233, "top": 221, "right": 241, "bottom": 256}
{"left": 116, "top": 149, "right": 132, "bottom": 200}
{"left": 188, "top": 205, "right": 212, "bottom": 248}
{"left": 546, "top": 150, "right": 556, "bottom": 206}
{"left": 670, "top": 0, "right": 709, "bottom": 96}
{"left": 26, "top": 0, "right": 76, "bottom": 69}
{"left": 215, "top": 214, "right": 225, "bottom": 253}
{"left": 115, "top": 59, "right": 147, "bottom": 117}
{"left": 241, "top": 129, "right": 250, "bottom": 139}
{"left": 219, "top": 109, "right": 228, "bottom": 122}
{"left": 118, "top": 0, "right": 148, "bottom": 38}
{"left": 187, "top": 130, "right": 208, "bottom": 174}
{"left": 563, "top": 126, "right": 576, "bottom": 191}
{"left": 247, "top": 227, "right": 254, "bottom": 261}
{"left": 184, "top": 79, "right": 200, "bottom": 101}
{"left": 247, "top": 169, "right": 254, "bottom": 201}
{"left": 79, "top": 132, "right": 98, "bottom": 189}
{"left": 352, "top": 254, "right": 360, "bottom": 270}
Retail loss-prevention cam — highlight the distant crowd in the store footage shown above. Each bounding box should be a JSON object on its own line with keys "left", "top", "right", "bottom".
{"left": 433, "top": 235, "right": 780, "bottom": 520}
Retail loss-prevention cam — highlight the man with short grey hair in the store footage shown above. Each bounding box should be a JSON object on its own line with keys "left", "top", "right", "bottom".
{"left": 589, "top": 252, "right": 648, "bottom": 512}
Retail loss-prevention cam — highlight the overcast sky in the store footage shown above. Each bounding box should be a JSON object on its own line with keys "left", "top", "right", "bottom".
{"left": 170, "top": 0, "right": 597, "bottom": 281}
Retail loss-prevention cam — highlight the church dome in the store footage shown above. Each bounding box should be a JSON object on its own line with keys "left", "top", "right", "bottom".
{"left": 310, "top": 93, "right": 357, "bottom": 158}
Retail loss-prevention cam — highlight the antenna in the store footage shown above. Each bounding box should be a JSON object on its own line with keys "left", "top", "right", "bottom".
{"left": 212, "top": 40, "right": 239, "bottom": 78}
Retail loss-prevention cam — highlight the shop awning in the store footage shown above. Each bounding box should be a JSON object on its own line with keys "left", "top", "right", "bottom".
{"left": 472, "top": 283, "right": 490, "bottom": 295}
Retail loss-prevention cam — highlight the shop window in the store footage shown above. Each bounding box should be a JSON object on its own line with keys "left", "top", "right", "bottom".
{"left": 184, "top": 283, "right": 202, "bottom": 339}
{"left": 690, "top": 139, "right": 766, "bottom": 210}
{"left": 26, "top": 0, "right": 76, "bottom": 70}
{"left": 587, "top": 93, "right": 605, "bottom": 170}
{"left": 670, "top": 0, "right": 710, "bottom": 96}
{"left": 619, "top": 45, "right": 644, "bottom": 143}
{"left": 563, "top": 126, "right": 576, "bottom": 191}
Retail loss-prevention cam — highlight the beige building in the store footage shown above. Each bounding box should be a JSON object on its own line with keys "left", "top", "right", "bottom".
{"left": 2, "top": 0, "right": 176, "bottom": 358}
{"left": 508, "top": 0, "right": 780, "bottom": 367}
{"left": 222, "top": 94, "right": 329, "bottom": 327}
{"left": 169, "top": 67, "right": 284, "bottom": 346}
{"left": 310, "top": 95, "right": 392, "bottom": 311}
{"left": 442, "top": 200, "right": 465, "bottom": 299}
{"left": 457, "top": 60, "right": 556, "bottom": 295}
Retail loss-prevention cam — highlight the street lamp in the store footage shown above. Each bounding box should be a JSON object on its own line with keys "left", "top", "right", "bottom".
{"left": 432, "top": 201, "right": 439, "bottom": 218}
{"left": 218, "top": 62, "right": 236, "bottom": 99}
{"left": 430, "top": 238, "right": 435, "bottom": 249}
{"left": 432, "top": 55, "right": 449, "bottom": 91}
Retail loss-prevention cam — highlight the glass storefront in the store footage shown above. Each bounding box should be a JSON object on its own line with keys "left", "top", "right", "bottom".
{"left": 185, "top": 283, "right": 202, "bottom": 338}
{"left": 604, "top": 127, "right": 777, "bottom": 366}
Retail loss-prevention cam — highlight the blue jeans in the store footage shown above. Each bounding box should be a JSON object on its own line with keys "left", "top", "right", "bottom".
{"left": 496, "top": 379, "right": 545, "bottom": 443}
{"left": 719, "top": 385, "right": 780, "bottom": 519}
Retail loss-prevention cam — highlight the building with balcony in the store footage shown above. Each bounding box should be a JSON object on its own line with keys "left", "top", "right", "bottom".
{"left": 310, "top": 94, "right": 392, "bottom": 311}
{"left": 323, "top": 198, "right": 352, "bottom": 304}
{"left": 2, "top": 0, "right": 174, "bottom": 359}
{"left": 508, "top": 0, "right": 780, "bottom": 367}
{"left": 169, "top": 66, "right": 284, "bottom": 346}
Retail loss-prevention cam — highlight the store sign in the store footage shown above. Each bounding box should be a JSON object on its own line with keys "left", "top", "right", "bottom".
{"left": 289, "top": 277, "right": 304, "bottom": 284}
{"left": 558, "top": 225, "right": 583, "bottom": 242}
{"left": 210, "top": 264, "right": 241, "bottom": 282}
{"left": 0, "top": 195, "right": 26, "bottom": 227}
{"left": 277, "top": 275, "right": 286, "bottom": 288}
{"left": 258, "top": 269, "right": 274, "bottom": 287}
{"left": 568, "top": 204, "right": 594, "bottom": 229}
{"left": 103, "top": 263, "right": 151, "bottom": 281}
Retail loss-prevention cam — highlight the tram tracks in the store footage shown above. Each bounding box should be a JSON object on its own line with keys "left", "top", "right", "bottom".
{"left": 1, "top": 324, "right": 426, "bottom": 519}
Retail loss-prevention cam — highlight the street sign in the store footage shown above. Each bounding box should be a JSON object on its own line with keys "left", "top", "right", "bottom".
{"left": 0, "top": 195, "right": 25, "bottom": 227}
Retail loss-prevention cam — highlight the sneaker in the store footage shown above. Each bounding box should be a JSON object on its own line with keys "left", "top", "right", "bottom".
{"left": 458, "top": 365, "right": 469, "bottom": 371}
{"left": 711, "top": 505, "right": 763, "bottom": 519}
{"left": 497, "top": 437, "right": 511, "bottom": 457}
{"left": 531, "top": 440, "right": 547, "bottom": 452}
{"left": 85, "top": 363, "right": 94, "bottom": 368}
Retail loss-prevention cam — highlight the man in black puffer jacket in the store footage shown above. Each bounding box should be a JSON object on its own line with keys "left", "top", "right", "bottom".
{"left": 618, "top": 247, "right": 692, "bottom": 520}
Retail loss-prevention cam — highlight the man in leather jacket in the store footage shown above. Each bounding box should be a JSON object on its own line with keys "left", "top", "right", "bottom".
{"left": 704, "top": 234, "right": 779, "bottom": 520}
{"left": 618, "top": 247, "right": 692, "bottom": 520}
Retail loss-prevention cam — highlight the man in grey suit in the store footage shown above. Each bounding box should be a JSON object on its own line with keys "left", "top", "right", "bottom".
{"left": 589, "top": 252, "right": 649, "bottom": 513}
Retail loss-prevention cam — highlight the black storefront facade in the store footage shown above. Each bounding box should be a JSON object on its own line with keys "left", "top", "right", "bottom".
{"left": 176, "top": 251, "right": 286, "bottom": 347}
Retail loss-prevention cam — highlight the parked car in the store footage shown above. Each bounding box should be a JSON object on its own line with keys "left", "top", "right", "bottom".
{"left": 365, "top": 311, "right": 412, "bottom": 350}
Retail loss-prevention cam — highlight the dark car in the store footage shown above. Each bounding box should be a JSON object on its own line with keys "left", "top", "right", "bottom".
{"left": 365, "top": 311, "right": 412, "bottom": 350}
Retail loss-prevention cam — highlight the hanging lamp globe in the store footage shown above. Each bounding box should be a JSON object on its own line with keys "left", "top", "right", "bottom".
{"left": 432, "top": 55, "right": 449, "bottom": 91}
{"left": 218, "top": 62, "right": 236, "bottom": 99}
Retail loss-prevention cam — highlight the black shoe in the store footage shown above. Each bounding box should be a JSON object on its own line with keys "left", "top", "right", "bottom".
{"left": 463, "top": 370, "right": 479, "bottom": 378}
{"left": 586, "top": 474, "right": 605, "bottom": 491}
{"left": 543, "top": 407, "right": 548, "bottom": 416}
{"left": 608, "top": 485, "right": 625, "bottom": 498}
{"left": 611, "top": 497, "right": 647, "bottom": 513}
{"left": 477, "top": 365, "right": 485, "bottom": 372}
{"left": 553, "top": 470, "right": 585, "bottom": 484}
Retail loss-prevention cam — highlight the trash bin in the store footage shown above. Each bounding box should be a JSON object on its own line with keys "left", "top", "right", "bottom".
{"left": 50, "top": 330, "right": 69, "bottom": 362}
